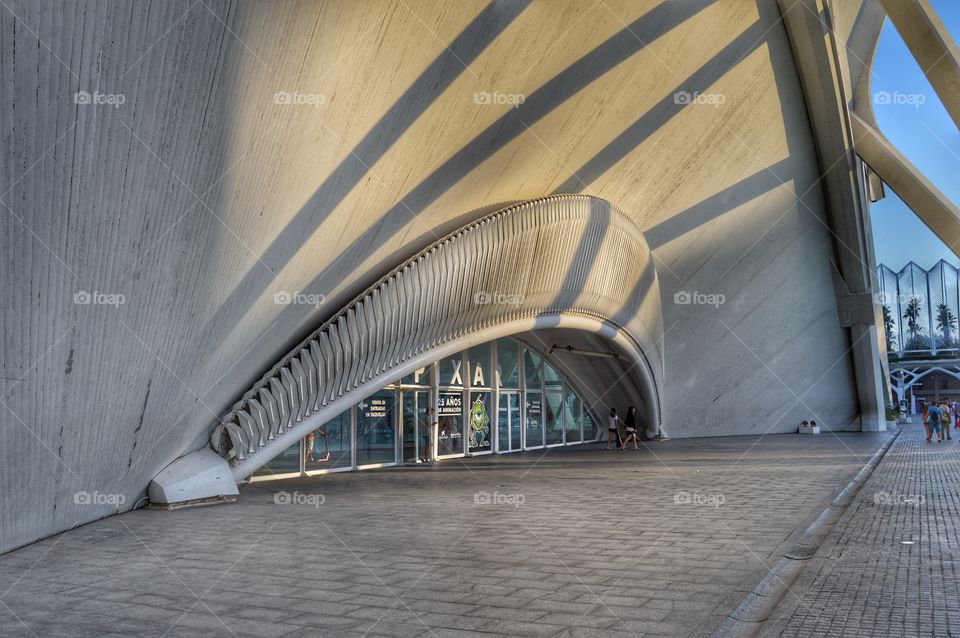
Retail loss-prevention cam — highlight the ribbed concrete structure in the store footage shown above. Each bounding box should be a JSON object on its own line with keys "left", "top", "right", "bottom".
{"left": 4, "top": 0, "right": 947, "bottom": 553}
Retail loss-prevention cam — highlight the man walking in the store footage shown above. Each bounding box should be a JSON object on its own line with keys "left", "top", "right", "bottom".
{"left": 942, "top": 400, "right": 953, "bottom": 441}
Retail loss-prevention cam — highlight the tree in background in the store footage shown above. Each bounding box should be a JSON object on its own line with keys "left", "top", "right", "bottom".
{"left": 936, "top": 303, "right": 957, "bottom": 350}
{"left": 882, "top": 304, "right": 896, "bottom": 351}
{"left": 903, "top": 296, "right": 926, "bottom": 351}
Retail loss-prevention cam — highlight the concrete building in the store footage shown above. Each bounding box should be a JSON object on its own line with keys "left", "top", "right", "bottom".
{"left": 1, "top": 0, "right": 958, "bottom": 555}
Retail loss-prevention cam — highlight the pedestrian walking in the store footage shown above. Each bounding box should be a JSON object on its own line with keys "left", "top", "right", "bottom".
{"left": 943, "top": 400, "right": 954, "bottom": 441}
{"left": 622, "top": 406, "right": 640, "bottom": 450}
{"left": 928, "top": 402, "right": 943, "bottom": 442}
{"left": 606, "top": 408, "right": 621, "bottom": 450}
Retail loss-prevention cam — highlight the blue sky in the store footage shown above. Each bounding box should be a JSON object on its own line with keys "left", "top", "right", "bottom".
{"left": 869, "top": 0, "right": 960, "bottom": 271}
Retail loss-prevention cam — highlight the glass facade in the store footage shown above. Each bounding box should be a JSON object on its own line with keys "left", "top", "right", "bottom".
{"left": 251, "top": 337, "right": 604, "bottom": 481}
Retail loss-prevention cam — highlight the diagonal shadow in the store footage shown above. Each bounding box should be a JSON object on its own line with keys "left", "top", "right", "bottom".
{"left": 552, "top": 19, "right": 767, "bottom": 195}
{"left": 199, "top": 1, "right": 531, "bottom": 340}
{"left": 201, "top": 0, "right": 718, "bottom": 405}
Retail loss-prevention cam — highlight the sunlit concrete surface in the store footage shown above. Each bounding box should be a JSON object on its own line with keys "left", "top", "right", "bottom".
{"left": 1, "top": 0, "right": 875, "bottom": 554}
{"left": 0, "top": 434, "right": 890, "bottom": 638}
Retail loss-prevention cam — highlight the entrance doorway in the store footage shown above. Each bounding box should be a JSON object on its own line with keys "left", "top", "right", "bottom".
{"left": 497, "top": 391, "right": 522, "bottom": 452}
{"left": 402, "top": 390, "right": 431, "bottom": 463}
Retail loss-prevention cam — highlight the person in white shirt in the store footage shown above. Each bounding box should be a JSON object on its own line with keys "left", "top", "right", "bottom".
{"left": 606, "top": 408, "right": 621, "bottom": 450}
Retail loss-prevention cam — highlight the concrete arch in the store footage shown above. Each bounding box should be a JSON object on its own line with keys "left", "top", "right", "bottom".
{"left": 150, "top": 195, "right": 664, "bottom": 502}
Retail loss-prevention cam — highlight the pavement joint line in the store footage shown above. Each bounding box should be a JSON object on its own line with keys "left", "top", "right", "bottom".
{"left": 710, "top": 426, "right": 904, "bottom": 638}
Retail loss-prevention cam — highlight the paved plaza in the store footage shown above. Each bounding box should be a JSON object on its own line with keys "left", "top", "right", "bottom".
{"left": 0, "top": 432, "right": 894, "bottom": 637}
{"left": 767, "top": 423, "right": 960, "bottom": 637}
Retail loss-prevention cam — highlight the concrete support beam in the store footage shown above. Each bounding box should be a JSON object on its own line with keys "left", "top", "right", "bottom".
{"left": 778, "top": 0, "right": 886, "bottom": 432}
{"left": 878, "top": 0, "right": 960, "bottom": 131}
{"left": 851, "top": 111, "right": 960, "bottom": 257}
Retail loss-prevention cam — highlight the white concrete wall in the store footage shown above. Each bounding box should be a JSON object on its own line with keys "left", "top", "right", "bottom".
{"left": 0, "top": 0, "right": 859, "bottom": 553}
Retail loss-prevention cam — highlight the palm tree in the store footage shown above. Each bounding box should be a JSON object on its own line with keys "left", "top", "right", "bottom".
{"left": 882, "top": 304, "right": 896, "bottom": 351}
{"left": 903, "top": 296, "right": 925, "bottom": 351}
{"left": 936, "top": 303, "right": 957, "bottom": 350}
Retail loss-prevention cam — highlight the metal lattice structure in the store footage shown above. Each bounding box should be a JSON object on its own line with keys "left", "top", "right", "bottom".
{"left": 211, "top": 195, "right": 665, "bottom": 480}
{"left": 878, "top": 261, "right": 960, "bottom": 355}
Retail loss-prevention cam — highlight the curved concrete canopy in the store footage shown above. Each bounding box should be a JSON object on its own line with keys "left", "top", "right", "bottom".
{"left": 191, "top": 195, "right": 664, "bottom": 486}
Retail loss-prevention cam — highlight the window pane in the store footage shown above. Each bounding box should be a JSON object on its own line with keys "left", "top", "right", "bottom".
{"left": 468, "top": 344, "right": 492, "bottom": 388}
{"left": 439, "top": 353, "right": 465, "bottom": 387}
{"left": 524, "top": 348, "right": 542, "bottom": 389}
{"left": 402, "top": 365, "right": 432, "bottom": 386}
{"left": 545, "top": 389, "right": 564, "bottom": 445}
{"left": 356, "top": 390, "right": 396, "bottom": 465}
{"left": 565, "top": 391, "right": 582, "bottom": 443}
{"left": 544, "top": 361, "right": 562, "bottom": 387}
{"left": 526, "top": 391, "right": 543, "bottom": 448}
{"left": 305, "top": 410, "right": 352, "bottom": 471}
{"left": 583, "top": 407, "right": 598, "bottom": 441}
{"left": 437, "top": 391, "right": 464, "bottom": 455}
{"left": 497, "top": 339, "right": 520, "bottom": 388}
{"left": 468, "top": 392, "right": 492, "bottom": 453}
{"left": 253, "top": 439, "right": 300, "bottom": 477}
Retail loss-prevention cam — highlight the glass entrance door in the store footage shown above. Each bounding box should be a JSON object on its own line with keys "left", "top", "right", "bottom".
{"left": 402, "top": 390, "right": 431, "bottom": 463}
{"left": 497, "top": 391, "right": 521, "bottom": 452}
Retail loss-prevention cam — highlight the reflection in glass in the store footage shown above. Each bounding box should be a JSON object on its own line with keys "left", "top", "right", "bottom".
{"left": 545, "top": 388, "right": 564, "bottom": 445}
{"left": 254, "top": 439, "right": 300, "bottom": 477}
{"left": 401, "top": 364, "right": 432, "bottom": 387}
{"left": 305, "top": 410, "right": 352, "bottom": 471}
{"left": 402, "top": 390, "right": 431, "bottom": 463}
{"left": 439, "top": 353, "right": 465, "bottom": 387}
{"left": 544, "top": 361, "right": 562, "bottom": 387}
{"left": 565, "top": 391, "right": 582, "bottom": 443}
{"left": 468, "top": 392, "right": 492, "bottom": 453}
{"left": 497, "top": 339, "right": 520, "bottom": 388}
{"left": 468, "top": 344, "right": 492, "bottom": 388}
{"left": 356, "top": 390, "right": 396, "bottom": 466}
{"left": 437, "top": 391, "right": 464, "bottom": 456}
{"left": 524, "top": 348, "right": 542, "bottom": 389}
{"left": 584, "top": 410, "right": 598, "bottom": 441}
{"left": 526, "top": 391, "right": 543, "bottom": 448}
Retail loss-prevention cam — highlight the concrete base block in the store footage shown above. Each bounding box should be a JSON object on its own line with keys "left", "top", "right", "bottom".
{"left": 148, "top": 448, "right": 239, "bottom": 505}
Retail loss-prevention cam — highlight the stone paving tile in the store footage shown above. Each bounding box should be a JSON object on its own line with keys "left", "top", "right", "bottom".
{"left": 0, "top": 433, "right": 889, "bottom": 637}
{"left": 766, "top": 425, "right": 960, "bottom": 638}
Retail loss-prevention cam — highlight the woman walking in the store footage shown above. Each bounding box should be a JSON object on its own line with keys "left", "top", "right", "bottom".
{"left": 606, "top": 408, "right": 621, "bottom": 450}
{"left": 622, "top": 406, "right": 640, "bottom": 450}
